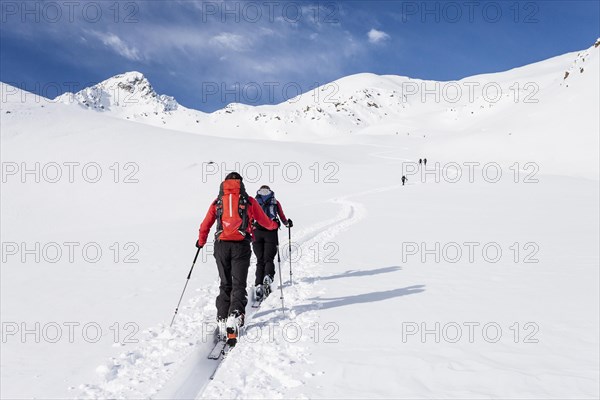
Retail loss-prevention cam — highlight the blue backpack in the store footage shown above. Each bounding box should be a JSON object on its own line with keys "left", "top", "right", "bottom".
{"left": 256, "top": 191, "right": 278, "bottom": 222}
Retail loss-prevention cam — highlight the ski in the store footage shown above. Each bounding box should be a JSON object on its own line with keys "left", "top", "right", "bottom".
{"left": 208, "top": 342, "right": 235, "bottom": 380}
{"left": 251, "top": 299, "right": 263, "bottom": 308}
{"left": 207, "top": 340, "right": 227, "bottom": 360}
{"left": 208, "top": 294, "right": 264, "bottom": 380}
{"left": 208, "top": 323, "right": 242, "bottom": 359}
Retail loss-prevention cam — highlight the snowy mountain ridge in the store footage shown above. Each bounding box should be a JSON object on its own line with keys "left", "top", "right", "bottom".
{"left": 47, "top": 40, "right": 600, "bottom": 143}
{"left": 56, "top": 71, "right": 180, "bottom": 115}
{"left": 2, "top": 40, "right": 599, "bottom": 177}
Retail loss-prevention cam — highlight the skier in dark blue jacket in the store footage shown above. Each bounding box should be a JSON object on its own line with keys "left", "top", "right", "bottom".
{"left": 252, "top": 185, "right": 292, "bottom": 301}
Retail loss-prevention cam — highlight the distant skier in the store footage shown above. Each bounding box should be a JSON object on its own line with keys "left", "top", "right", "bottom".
{"left": 419, "top": 158, "right": 422, "bottom": 165}
{"left": 252, "top": 185, "right": 292, "bottom": 302}
{"left": 196, "top": 172, "right": 277, "bottom": 346}
{"left": 424, "top": 158, "right": 428, "bottom": 166}
{"left": 402, "top": 175, "right": 407, "bottom": 186}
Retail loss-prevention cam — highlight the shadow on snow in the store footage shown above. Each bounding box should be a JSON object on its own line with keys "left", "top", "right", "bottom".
{"left": 253, "top": 265, "right": 424, "bottom": 321}
{"left": 300, "top": 266, "right": 403, "bottom": 283}
{"left": 300, "top": 285, "right": 426, "bottom": 313}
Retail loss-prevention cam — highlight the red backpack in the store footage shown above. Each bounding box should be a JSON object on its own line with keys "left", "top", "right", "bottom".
{"left": 215, "top": 179, "right": 249, "bottom": 241}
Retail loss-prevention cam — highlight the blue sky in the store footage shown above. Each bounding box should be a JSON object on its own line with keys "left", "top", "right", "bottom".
{"left": 1, "top": 0, "right": 598, "bottom": 112}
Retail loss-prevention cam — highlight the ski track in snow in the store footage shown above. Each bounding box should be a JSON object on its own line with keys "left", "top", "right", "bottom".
{"left": 77, "top": 182, "right": 409, "bottom": 399}
{"left": 197, "top": 196, "right": 366, "bottom": 399}
{"left": 198, "top": 184, "right": 411, "bottom": 399}
{"left": 76, "top": 185, "right": 400, "bottom": 399}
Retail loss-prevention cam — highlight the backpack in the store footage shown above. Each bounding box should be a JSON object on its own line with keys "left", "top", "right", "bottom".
{"left": 215, "top": 179, "right": 249, "bottom": 241}
{"left": 255, "top": 190, "right": 278, "bottom": 221}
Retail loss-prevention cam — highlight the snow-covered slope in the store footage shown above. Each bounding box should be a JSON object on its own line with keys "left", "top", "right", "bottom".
{"left": 425, "top": 41, "right": 600, "bottom": 179}
{"left": 56, "top": 44, "right": 599, "bottom": 139}
{"left": 54, "top": 41, "right": 600, "bottom": 178}
{"left": 1, "top": 42, "right": 599, "bottom": 400}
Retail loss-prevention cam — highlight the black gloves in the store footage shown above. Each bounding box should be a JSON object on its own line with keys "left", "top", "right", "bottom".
{"left": 195, "top": 240, "right": 203, "bottom": 249}
{"left": 285, "top": 219, "right": 293, "bottom": 228}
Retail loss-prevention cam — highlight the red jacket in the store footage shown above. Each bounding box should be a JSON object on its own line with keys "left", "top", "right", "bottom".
{"left": 276, "top": 202, "right": 288, "bottom": 226}
{"left": 198, "top": 197, "right": 277, "bottom": 246}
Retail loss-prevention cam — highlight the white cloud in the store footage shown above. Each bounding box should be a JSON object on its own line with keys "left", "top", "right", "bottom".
{"left": 209, "top": 33, "right": 252, "bottom": 52}
{"left": 90, "top": 31, "right": 141, "bottom": 61}
{"left": 367, "top": 28, "right": 390, "bottom": 44}
{"left": 57, "top": 5, "right": 371, "bottom": 108}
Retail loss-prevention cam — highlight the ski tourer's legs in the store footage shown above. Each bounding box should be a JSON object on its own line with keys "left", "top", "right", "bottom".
{"left": 263, "top": 230, "right": 279, "bottom": 280}
{"left": 230, "top": 240, "right": 252, "bottom": 315}
{"left": 253, "top": 233, "right": 266, "bottom": 286}
{"left": 214, "top": 241, "right": 233, "bottom": 320}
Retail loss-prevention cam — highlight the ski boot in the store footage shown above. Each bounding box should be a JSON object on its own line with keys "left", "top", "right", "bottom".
{"left": 225, "top": 310, "right": 245, "bottom": 347}
{"left": 263, "top": 275, "right": 273, "bottom": 298}
{"left": 216, "top": 318, "right": 227, "bottom": 342}
{"left": 255, "top": 284, "right": 264, "bottom": 302}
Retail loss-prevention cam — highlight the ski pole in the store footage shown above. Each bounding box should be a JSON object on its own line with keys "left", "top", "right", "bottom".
{"left": 277, "top": 246, "right": 285, "bottom": 314}
{"left": 170, "top": 247, "right": 201, "bottom": 327}
{"left": 288, "top": 225, "right": 293, "bottom": 285}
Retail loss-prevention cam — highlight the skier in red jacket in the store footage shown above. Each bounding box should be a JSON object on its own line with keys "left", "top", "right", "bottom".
{"left": 196, "top": 172, "right": 277, "bottom": 345}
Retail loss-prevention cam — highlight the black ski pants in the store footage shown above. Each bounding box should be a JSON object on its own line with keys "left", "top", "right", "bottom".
{"left": 252, "top": 228, "right": 279, "bottom": 285}
{"left": 214, "top": 239, "right": 252, "bottom": 320}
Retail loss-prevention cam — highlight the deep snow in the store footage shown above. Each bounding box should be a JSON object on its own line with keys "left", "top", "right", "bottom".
{"left": 1, "top": 42, "right": 599, "bottom": 399}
